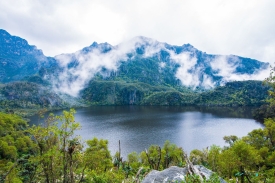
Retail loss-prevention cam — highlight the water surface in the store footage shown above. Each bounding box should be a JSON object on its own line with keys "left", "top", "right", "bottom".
{"left": 29, "top": 106, "right": 263, "bottom": 158}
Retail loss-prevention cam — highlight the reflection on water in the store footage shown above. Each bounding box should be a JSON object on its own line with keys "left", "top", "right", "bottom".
{"left": 29, "top": 106, "right": 263, "bottom": 158}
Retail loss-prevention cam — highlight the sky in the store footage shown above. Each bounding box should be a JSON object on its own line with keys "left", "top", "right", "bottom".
{"left": 0, "top": 0, "right": 275, "bottom": 63}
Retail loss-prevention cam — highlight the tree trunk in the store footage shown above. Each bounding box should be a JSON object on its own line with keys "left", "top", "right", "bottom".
{"left": 184, "top": 153, "right": 204, "bottom": 182}
{"left": 240, "top": 166, "right": 244, "bottom": 183}
{"left": 156, "top": 146, "right": 161, "bottom": 170}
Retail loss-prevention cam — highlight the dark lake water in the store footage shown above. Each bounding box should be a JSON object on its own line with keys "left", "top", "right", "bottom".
{"left": 29, "top": 106, "right": 263, "bottom": 158}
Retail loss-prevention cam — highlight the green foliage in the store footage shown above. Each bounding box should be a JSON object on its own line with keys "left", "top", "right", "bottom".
{"left": 162, "top": 140, "right": 185, "bottom": 168}
{"left": 142, "top": 91, "right": 197, "bottom": 105}
{"left": 207, "top": 145, "right": 221, "bottom": 172}
{"left": 81, "top": 80, "right": 178, "bottom": 105}
{"left": 127, "top": 151, "right": 141, "bottom": 171}
{"left": 196, "top": 80, "right": 270, "bottom": 106}
{"left": 184, "top": 173, "right": 221, "bottom": 183}
{"left": 253, "top": 65, "right": 275, "bottom": 121}
{"left": 0, "top": 81, "right": 67, "bottom": 109}
{"left": 0, "top": 80, "right": 269, "bottom": 116}
{"left": 1, "top": 107, "right": 275, "bottom": 182}
{"left": 84, "top": 138, "right": 113, "bottom": 173}
{"left": 81, "top": 80, "right": 269, "bottom": 107}
{"left": 0, "top": 112, "right": 36, "bottom": 182}
{"left": 189, "top": 148, "right": 208, "bottom": 166}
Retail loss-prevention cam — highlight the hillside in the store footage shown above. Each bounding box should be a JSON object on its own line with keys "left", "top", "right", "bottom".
{"left": 0, "top": 29, "right": 58, "bottom": 82}
{"left": 81, "top": 80, "right": 269, "bottom": 107}
{"left": 0, "top": 29, "right": 270, "bottom": 113}
{"left": 195, "top": 80, "right": 270, "bottom": 106}
{"left": 51, "top": 36, "right": 269, "bottom": 97}
{"left": 0, "top": 81, "right": 85, "bottom": 116}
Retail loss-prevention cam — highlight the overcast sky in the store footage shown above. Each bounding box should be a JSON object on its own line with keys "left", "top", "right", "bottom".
{"left": 1, "top": 0, "right": 274, "bottom": 63}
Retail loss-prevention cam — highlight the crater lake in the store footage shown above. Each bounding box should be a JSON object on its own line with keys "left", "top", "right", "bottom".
{"left": 29, "top": 106, "right": 263, "bottom": 158}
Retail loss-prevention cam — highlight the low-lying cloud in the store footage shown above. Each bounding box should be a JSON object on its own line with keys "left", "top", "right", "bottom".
{"left": 52, "top": 37, "right": 269, "bottom": 96}
{"left": 211, "top": 55, "right": 269, "bottom": 84}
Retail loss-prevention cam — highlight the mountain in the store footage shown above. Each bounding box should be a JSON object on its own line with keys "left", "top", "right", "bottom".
{"left": 52, "top": 36, "right": 269, "bottom": 97}
{"left": 0, "top": 30, "right": 269, "bottom": 91}
{"left": 0, "top": 29, "right": 57, "bottom": 83}
{"left": 0, "top": 29, "right": 270, "bottom": 112}
{"left": 195, "top": 80, "right": 270, "bottom": 106}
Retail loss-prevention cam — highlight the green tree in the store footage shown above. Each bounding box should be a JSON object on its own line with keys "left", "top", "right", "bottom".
{"left": 162, "top": 140, "right": 184, "bottom": 168}
{"left": 230, "top": 140, "right": 262, "bottom": 183}
{"left": 207, "top": 145, "right": 221, "bottom": 172}
{"left": 263, "top": 118, "right": 275, "bottom": 150}
{"left": 189, "top": 148, "right": 208, "bottom": 166}
{"left": 140, "top": 145, "right": 162, "bottom": 170}
{"left": 223, "top": 135, "right": 238, "bottom": 147}
{"left": 28, "top": 109, "right": 81, "bottom": 183}
{"left": 127, "top": 151, "right": 141, "bottom": 172}
{"left": 0, "top": 112, "right": 35, "bottom": 182}
{"left": 84, "top": 138, "right": 113, "bottom": 173}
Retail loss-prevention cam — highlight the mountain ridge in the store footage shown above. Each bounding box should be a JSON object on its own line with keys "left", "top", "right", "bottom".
{"left": 50, "top": 35, "right": 268, "bottom": 97}
{"left": 0, "top": 29, "right": 58, "bottom": 83}
{"left": 0, "top": 29, "right": 270, "bottom": 112}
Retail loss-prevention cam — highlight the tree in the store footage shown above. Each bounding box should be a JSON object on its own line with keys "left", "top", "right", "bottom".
{"left": 84, "top": 138, "right": 113, "bottom": 173}
{"left": 57, "top": 109, "right": 81, "bottom": 183}
{"left": 230, "top": 140, "right": 262, "bottom": 183}
{"left": 127, "top": 151, "right": 141, "bottom": 172}
{"left": 207, "top": 145, "right": 221, "bottom": 172}
{"left": 223, "top": 135, "right": 238, "bottom": 147}
{"left": 189, "top": 149, "right": 207, "bottom": 166}
{"left": 263, "top": 118, "right": 275, "bottom": 150}
{"left": 141, "top": 145, "right": 162, "bottom": 170}
{"left": 28, "top": 109, "right": 81, "bottom": 183}
{"left": 162, "top": 140, "right": 185, "bottom": 168}
{"left": 0, "top": 112, "right": 36, "bottom": 182}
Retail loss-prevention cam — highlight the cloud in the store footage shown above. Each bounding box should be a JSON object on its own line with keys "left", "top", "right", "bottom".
{"left": 53, "top": 38, "right": 140, "bottom": 96}
{"left": 51, "top": 37, "right": 270, "bottom": 96}
{"left": 1, "top": 0, "right": 275, "bottom": 64}
{"left": 210, "top": 56, "right": 270, "bottom": 84}
{"left": 171, "top": 52, "right": 200, "bottom": 88}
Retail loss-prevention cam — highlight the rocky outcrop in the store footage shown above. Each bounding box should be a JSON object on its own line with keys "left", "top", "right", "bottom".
{"left": 142, "top": 165, "right": 226, "bottom": 183}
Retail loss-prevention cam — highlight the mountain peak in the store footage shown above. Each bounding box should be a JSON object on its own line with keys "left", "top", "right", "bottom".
{"left": 0, "top": 29, "right": 10, "bottom": 35}
{"left": 81, "top": 41, "right": 113, "bottom": 53}
{"left": 90, "top": 41, "right": 98, "bottom": 47}
{"left": 182, "top": 43, "right": 194, "bottom": 48}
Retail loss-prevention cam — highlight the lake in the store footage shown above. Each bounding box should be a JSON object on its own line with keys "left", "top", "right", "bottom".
{"left": 29, "top": 106, "right": 263, "bottom": 158}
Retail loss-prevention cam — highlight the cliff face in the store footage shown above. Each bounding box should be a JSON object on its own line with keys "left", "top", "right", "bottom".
{"left": 0, "top": 29, "right": 57, "bottom": 83}
{"left": 81, "top": 81, "right": 149, "bottom": 105}
{"left": 81, "top": 80, "right": 268, "bottom": 106}
{"left": 0, "top": 82, "right": 66, "bottom": 109}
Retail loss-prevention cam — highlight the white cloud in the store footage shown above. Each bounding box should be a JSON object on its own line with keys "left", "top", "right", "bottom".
{"left": 171, "top": 52, "right": 200, "bottom": 88}
{"left": 52, "top": 37, "right": 269, "bottom": 96}
{"left": 211, "top": 56, "right": 270, "bottom": 84}
{"left": 53, "top": 38, "right": 140, "bottom": 96}
{"left": 0, "top": 0, "right": 274, "bottom": 64}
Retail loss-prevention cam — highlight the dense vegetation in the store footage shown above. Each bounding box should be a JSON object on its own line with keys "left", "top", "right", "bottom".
{"left": 0, "top": 66, "right": 274, "bottom": 182}
{"left": 0, "top": 29, "right": 270, "bottom": 115}
{"left": 196, "top": 80, "right": 270, "bottom": 106}
{"left": 81, "top": 80, "right": 268, "bottom": 107}
{"left": 1, "top": 108, "right": 275, "bottom": 182}
{"left": 1, "top": 29, "right": 274, "bottom": 182}
{"left": 1, "top": 70, "right": 274, "bottom": 182}
{"left": 81, "top": 80, "right": 195, "bottom": 105}
{"left": 0, "top": 80, "right": 87, "bottom": 117}
{"left": 0, "top": 79, "right": 269, "bottom": 120}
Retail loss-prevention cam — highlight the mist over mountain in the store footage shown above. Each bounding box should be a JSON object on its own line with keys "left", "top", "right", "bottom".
{"left": 0, "top": 29, "right": 269, "bottom": 100}
{"left": 53, "top": 36, "right": 269, "bottom": 96}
